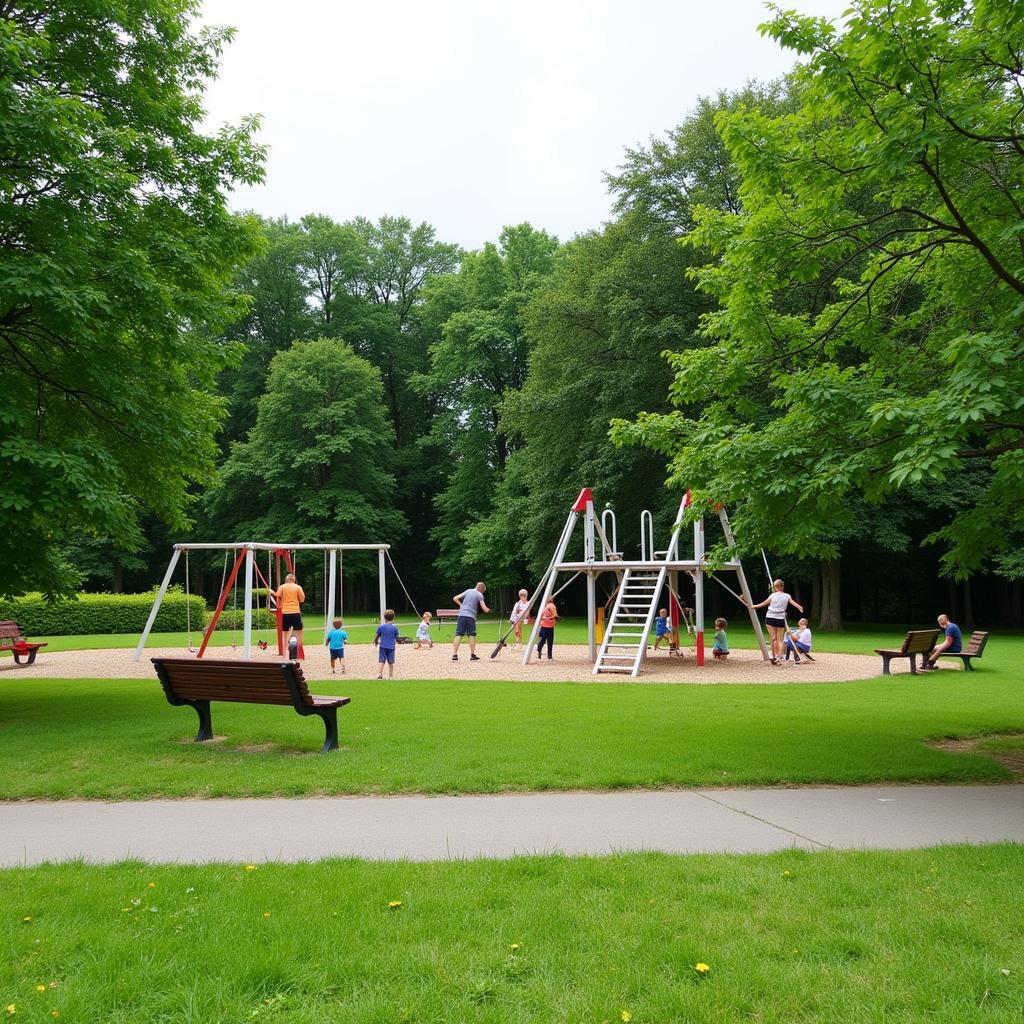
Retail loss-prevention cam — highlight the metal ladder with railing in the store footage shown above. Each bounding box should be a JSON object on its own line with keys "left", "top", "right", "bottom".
{"left": 592, "top": 565, "right": 668, "bottom": 677}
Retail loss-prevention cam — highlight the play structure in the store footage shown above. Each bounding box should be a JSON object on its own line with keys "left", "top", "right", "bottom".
{"left": 133, "top": 542, "right": 395, "bottom": 662}
{"left": 522, "top": 488, "right": 768, "bottom": 676}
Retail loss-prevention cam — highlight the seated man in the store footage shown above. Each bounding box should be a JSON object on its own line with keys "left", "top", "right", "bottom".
{"left": 921, "top": 614, "right": 962, "bottom": 669}
{"left": 784, "top": 618, "right": 813, "bottom": 662}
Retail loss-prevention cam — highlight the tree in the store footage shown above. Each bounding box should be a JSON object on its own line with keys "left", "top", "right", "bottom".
{"left": 615, "top": 0, "right": 1024, "bottom": 580}
{"left": 0, "top": 1, "right": 264, "bottom": 596}
{"left": 205, "top": 339, "right": 406, "bottom": 575}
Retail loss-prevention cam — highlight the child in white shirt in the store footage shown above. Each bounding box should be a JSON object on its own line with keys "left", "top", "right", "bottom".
{"left": 415, "top": 611, "right": 432, "bottom": 649}
{"left": 509, "top": 589, "right": 530, "bottom": 647}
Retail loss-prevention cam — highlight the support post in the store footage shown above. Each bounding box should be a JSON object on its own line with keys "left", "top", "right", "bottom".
{"left": 378, "top": 548, "right": 387, "bottom": 622}
{"left": 522, "top": 509, "right": 580, "bottom": 664}
{"left": 326, "top": 548, "right": 337, "bottom": 642}
{"left": 716, "top": 507, "right": 769, "bottom": 661}
{"left": 133, "top": 548, "right": 182, "bottom": 661}
{"left": 694, "top": 517, "right": 705, "bottom": 666}
{"left": 197, "top": 549, "right": 247, "bottom": 658}
{"left": 243, "top": 545, "right": 254, "bottom": 659}
{"left": 585, "top": 497, "right": 596, "bottom": 661}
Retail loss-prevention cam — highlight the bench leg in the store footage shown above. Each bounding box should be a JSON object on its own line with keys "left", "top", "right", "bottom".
{"left": 192, "top": 701, "right": 213, "bottom": 742}
{"left": 909, "top": 654, "right": 918, "bottom": 675}
{"left": 318, "top": 708, "right": 339, "bottom": 753}
{"left": 963, "top": 657, "right": 974, "bottom": 672}
{"left": 880, "top": 655, "right": 892, "bottom": 676}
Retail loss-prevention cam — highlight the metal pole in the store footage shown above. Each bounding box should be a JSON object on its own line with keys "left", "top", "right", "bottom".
{"left": 585, "top": 498, "right": 596, "bottom": 661}
{"left": 522, "top": 510, "right": 579, "bottom": 664}
{"left": 716, "top": 508, "right": 770, "bottom": 661}
{"left": 243, "top": 545, "right": 254, "bottom": 659}
{"left": 326, "top": 548, "right": 337, "bottom": 641}
{"left": 694, "top": 517, "right": 705, "bottom": 666}
{"left": 133, "top": 548, "right": 182, "bottom": 661}
{"left": 378, "top": 548, "right": 387, "bottom": 621}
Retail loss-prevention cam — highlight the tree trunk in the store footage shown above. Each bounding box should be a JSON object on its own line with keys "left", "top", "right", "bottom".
{"left": 112, "top": 564, "right": 124, "bottom": 593}
{"left": 961, "top": 578, "right": 974, "bottom": 629}
{"left": 817, "top": 559, "right": 842, "bottom": 631}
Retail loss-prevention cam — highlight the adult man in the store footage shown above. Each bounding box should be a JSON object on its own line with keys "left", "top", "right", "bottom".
{"left": 452, "top": 581, "right": 490, "bottom": 661}
{"left": 273, "top": 572, "right": 305, "bottom": 656}
{"left": 921, "top": 613, "right": 962, "bottom": 670}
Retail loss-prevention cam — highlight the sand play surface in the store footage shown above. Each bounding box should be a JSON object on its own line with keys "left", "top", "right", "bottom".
{"left": 0, "top": 640, "right": 943, "bottom": 684}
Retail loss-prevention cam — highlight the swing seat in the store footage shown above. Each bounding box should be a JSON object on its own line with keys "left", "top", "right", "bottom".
{"left": 152, "top": 658, "right": 350, "bottom": 752}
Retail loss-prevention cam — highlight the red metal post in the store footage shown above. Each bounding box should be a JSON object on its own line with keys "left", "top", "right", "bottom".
{"left": 197, "top": 549, "right": 247, "bottom": 658}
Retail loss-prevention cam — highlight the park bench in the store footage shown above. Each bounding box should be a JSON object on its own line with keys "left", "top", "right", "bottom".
{"left": 937, "top": 630, "right": 990, "bottom": 671}
{"left": 874, "top": 629, "right": 940, "bottom": 675}
{"left": 152, "top": 657, "right": 350, "bottom": 753}
{"left": 435, "top": 608, "right": 461, "bottom": 632}
{"left": 0, "top": 620, "right": 47, "bottom": 666}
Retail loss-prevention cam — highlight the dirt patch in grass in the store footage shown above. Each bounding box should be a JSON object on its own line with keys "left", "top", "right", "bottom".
{"left": 929, "top": 733, "right": 1024, "bottom": 777}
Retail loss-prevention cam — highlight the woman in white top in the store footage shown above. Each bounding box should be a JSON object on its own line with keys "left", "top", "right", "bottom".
{"left": 745, "top": 579, "right": 804, "bottom": 665}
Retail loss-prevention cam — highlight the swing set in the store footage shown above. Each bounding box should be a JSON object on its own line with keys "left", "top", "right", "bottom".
{"left": 133, "top": 541, "right": 402, "bottom": 662}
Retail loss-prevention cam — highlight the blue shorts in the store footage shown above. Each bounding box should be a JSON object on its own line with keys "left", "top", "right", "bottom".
{"left": 329, "top": 648, "right": 345, "bottom": 659}
{"left": 378, "top": 648, "right": 395, "bottom": 664}
{"left": 455, "top": 615, "right": 477, "bottom": 637}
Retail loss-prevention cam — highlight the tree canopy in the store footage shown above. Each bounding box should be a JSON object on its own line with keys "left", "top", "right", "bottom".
{"left": 0, "top": 0, "right": 264, "bottom": 596}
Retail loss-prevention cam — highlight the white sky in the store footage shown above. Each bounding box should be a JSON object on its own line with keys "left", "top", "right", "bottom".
{"left": 200, "top": 0, "right": 850, "bottom": 250}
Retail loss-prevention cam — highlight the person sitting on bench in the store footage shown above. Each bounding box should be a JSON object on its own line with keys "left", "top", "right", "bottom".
{"left": 921, "top": 614, "right": 961, "bottom": 670}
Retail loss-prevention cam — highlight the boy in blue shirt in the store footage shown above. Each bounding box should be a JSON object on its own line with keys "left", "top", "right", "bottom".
{"left": 325, "top": 617, "right": 348, "bottom": 674}
{"left": 653, "top": 608, "right": 669, "bottom": 650}
{"left": 374, "top": 608, "right": 400, "bottom": 679}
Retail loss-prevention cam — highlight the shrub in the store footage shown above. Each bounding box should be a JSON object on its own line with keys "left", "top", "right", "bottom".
{"left": 0, "top": 588, "right": 208, "bottom": 636}
{"left": 213, "top": 609, "right": 276, "bottom": 632}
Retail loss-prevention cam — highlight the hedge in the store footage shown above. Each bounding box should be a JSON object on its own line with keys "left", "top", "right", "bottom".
{"left": 0, "top": 589, "right": 208, "bottom": 636}
{"left": 213, "top": 609, "right": 276, "bottom": 632}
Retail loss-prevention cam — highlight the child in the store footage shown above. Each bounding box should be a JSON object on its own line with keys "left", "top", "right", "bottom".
{"left": 509, "top": 589, "right": 531, "bottom": 647}
{"left": 653, "top": 608, "right": 669, "bottom": 650}
{"left": 415, "top": 611, "right": 433, "bottom": 649}
{"left": 324, "top": 617, "right": 348, "bottom": 674}
{"left": 784, "top": 618, "right": 813, "bottom": 663}
{"left": 374, "top": 609, "right": 400, "bottom": 679}
{"left": 713, "top": 617, "right": 729, "bottom": 659}
{"left": 535, "top": 598, "right": 558, "bottom": 661}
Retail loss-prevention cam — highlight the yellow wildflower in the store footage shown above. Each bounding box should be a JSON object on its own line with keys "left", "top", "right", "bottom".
{"left": 5, "top": 1006, "right": 15, "bottom": 1016}
{"left": 21, "top": 917, "right": 31, "bottom": 923}
{"left": 245, "top": 864, "right": 257, "bottom": 872}
{"left": 147, "top": 883, "right": 156, "bottom": 889}
{"left": 35, "top": 987, "right": 45, "bottom": 994}
{"left": 782, "top": 870, "right": 791, "bottom": 877}
{"left": 263, "top": 912, "right": 271, "bottom": 919}
{"left": 621, "top": 1011, "right": 632, "bottom": 1022}
{"left": 695, "top": 962, "right": 711, "bottom": 975}
{"left": 388, "top": 900, "right": 402, "bottom": 909}
{"left": 510, "top": 943, "right": 519, "bottom": 951}
{"left": 50, "top": 1013, "right": 60, "bottom": 1019}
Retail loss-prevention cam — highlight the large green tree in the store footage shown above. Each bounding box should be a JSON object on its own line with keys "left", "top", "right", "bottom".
{"left": 616, "top": 0, "right": 1024, "bottom": 581}
{"left": 205, "top": 339, "right": 406, "bottom": 573}
{"left": 0, "top": 1, "right": 264, "bottom": 596}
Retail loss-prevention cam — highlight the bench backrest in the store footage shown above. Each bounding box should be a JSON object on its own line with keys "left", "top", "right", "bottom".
{"left": 0, "top": 620, "right": 22, "bottom": 643}
{"left": 152, "top": 658, "right": 314, "bottom": 708}
{"left": 902, "top": 629, "right": 940, "bottom": 654}
{"left": 435, "top": 608, "right": 460, "bottom": 618}
{"left": 965, "top": 630, "right": 989, "bottom": 656}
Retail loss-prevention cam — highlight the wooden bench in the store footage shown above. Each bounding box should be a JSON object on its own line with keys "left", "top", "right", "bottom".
{"left": 152, "top": 657, "right": 350, "bottom": 753}
{"left": 0, "top": 620, "right": 47, "bottom": 666}
{"left": 874, "top": 629, "right": 940, "bottom": 675}
{"left": 937, "top": 630, "right": 990, "bottom": 671}
{"left": 435, "top": 608, "right": 461, "bottom": 632}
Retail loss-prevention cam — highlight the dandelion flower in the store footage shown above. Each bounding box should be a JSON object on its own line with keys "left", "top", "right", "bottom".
{"left": 695, "top": 963, "right": 711, "bottom": 975}
{"left": 388, "top": 901, "right": 402, "bottom": 909}
{"left": 510, "top": 943, "right": 519, "bottom": 951}
{"left": 782, "top": 870, "right": 791, "bottom": 877}
{"left": 621, "top": 1011, "right": 632, "bottom": 1022}
{"left": 35, "top": 987, "right": 45, "bottom": 994}
{"left": 147, "top": 883, "right": 155, "bottom": 889}
{"left": 263, "top": 912, "right": 271, "bottom": 919}
{"left": 22, "top": 917, "right": 32, "bottom": 923}
{"left": 5, "top": 1006, "right": 16, "bottom": 1015}
{"left": 245, "top": 865, "right": 257, "bottom": 872}
{"left": 50, "top": 1012, "right": 60, "bottom": 1019}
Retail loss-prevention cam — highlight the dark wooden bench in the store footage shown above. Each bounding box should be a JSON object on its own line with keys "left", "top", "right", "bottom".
{"left": 937, "top": 630, "right": 990, "bottom": 671}
{"left": 152, "top": 657, "right": 350, "bottom": 752}
{"left": 0, "top": 620, "right": 47, "bottom": 666}
{"left": 874, "top": 629, "right": 940, "bottom": 675}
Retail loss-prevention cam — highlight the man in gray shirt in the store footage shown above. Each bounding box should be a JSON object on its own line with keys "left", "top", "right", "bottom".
{"left": 452, "top": 581, "right": 490, "bottom": 661}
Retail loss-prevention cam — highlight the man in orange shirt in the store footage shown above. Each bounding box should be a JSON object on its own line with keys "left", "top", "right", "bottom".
{"left": 274, "top": 572, "right": 306, "bottom": 655}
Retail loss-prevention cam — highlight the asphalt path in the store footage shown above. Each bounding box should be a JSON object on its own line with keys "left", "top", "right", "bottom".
{"left": 1, "top": 786, "right": 1022, "bottom": 865}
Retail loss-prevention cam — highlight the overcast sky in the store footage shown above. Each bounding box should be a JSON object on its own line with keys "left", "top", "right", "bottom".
{"left": 200, "top": 0, "right": 851, "bottom": 250}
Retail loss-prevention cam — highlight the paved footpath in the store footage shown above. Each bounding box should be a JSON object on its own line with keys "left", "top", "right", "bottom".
{"left": 1, "top": 786, "right": 1022, "bottom": 866}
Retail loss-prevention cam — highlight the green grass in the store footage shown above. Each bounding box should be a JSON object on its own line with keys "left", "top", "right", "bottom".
{"left": 1, "top": 665, "right": 1021, "bottom": 798}
{"left": 2, "top": 847, "right": 1022, "bottom": 1022}
{"left": 28, "top": 617, "right": 1009, "bottom": 654}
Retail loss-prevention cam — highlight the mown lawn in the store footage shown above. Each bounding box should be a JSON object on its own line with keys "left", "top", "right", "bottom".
{"left": 2, "top": 847, "right": 1022, "bottom": 1023}
{"left": 0, "top": 666, "right": 1021, "bottom": 798}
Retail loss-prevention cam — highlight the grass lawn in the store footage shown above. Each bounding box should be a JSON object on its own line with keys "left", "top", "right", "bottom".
{"left": 26, "top": 618, "right": 1007, "bottom": 654}
{"left": 2, "top": 847, "right": 1022, "bottom": 1022}
{"left": 0, "top": 663, "right": 1021, "bottom": 797}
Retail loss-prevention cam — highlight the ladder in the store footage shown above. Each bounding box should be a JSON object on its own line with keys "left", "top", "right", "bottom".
{"left": 593, "top": 565, "right": 667, "bottom": 677}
